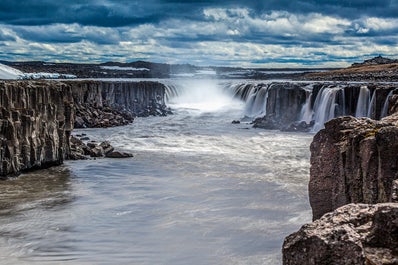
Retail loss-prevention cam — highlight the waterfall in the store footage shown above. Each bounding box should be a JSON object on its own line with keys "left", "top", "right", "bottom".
{"left": 163, "top": 79, "right": 396, "bottom": 132}
{"left": 312, "top": 86, "right": 343, "bottom": 132}
{"left": 367, "top": 90, "right": 376, "bottom": 119}
{"left": 244, "top": 85, "right": 270, "bottom": 118}
{"left": 299, "top": 85, "right": 314, "bottom": 123}
{"left": 381, "top": 90, "right": 394, "bottom": 118}
{"left": 355, "top": 86, "right": 370, "bottom": 117}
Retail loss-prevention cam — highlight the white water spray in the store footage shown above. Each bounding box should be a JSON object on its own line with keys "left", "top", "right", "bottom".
{"left": 165, "top": 79, "right": 243, "bottom": 113}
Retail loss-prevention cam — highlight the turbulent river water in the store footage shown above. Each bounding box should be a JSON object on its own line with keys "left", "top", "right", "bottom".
{"left": 0, "top": 79, "right": 313, "bottom": 265}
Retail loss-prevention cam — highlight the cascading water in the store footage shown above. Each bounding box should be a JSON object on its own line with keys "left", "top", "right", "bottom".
{"left": 312, "top": 86, "right": 343, "bottom": 132}
{"left": 166, "top": 80, "right": 396, "bottom": 132}
{"left": 367, "top": 90, "right": 377, "bottom": 119}
{"left": 355, "top": 86, "right": 370, "bottom": 117}
{"left": 381, "top": 90, "right": 394, "bottom": 118}
{"left": 299, "top": 85, "right": 314, "bottom": 124}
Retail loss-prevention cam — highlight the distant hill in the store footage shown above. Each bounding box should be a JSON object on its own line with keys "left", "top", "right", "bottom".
{"left": 304, "top": 56, "right": 398, "bottom": 82}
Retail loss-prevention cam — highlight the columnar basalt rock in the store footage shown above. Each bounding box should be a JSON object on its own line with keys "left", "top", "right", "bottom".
{"left": 251, "top": 83, "right": 307, "bottom": 130}
{"left": 309, "top": 114, "right": 398, "bottom": 220}
{"left": 0, "top": 80, "right": 168, "bottom": 177}
{"left": 283, "top": 96, "right": 398, "bottom": 264}
{"left": 0, "top": 81, "right": 74, "bottom": 177}
{"left": 65, "top": 80, "right": 170, "bottom": 128}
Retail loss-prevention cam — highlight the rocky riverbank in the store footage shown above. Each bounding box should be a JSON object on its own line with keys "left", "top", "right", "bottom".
{"left": 283, "top": 101, "right": 398, "bottom": 263}
{"left": 0, "top": 79, "right": 168, "bottom": 178}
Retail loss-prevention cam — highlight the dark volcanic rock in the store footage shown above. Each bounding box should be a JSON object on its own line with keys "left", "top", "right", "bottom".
{"left": 283, "top": 203, "right": 398, "bottom": 265}
{"left": 69, "top": 136, "right": 130, "bottom": 159}
{"left": 251, "top": 83, "right": 307, "bottom": 130}
{"left": 309, "top": 115, "right": 398, "bottom": 220}
{"left": 65, "top": 80, "right": 169, "bottom": 128}
{"left": 105, "top": 151, "right": 134, "bottom": 158}
{"left": 0, "top": 81, "right": 74, "bottom": 177}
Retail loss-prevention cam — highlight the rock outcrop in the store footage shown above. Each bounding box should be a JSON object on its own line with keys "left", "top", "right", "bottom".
{"left": 69, "top": 136, "right": 133, "bottom": 160}
{"left": 309, "top": 114, "right": 398, "bottom": 220}
{"left": 66, "top": 80, "right": 170, "bottom": 128}
{"left": 283, "top": 203, "right": 398, "bottom": 265}
{"left": 283, "top": 93, "right": 398, "bottom": 264}
{"left": 251, "top": 83, "right": 308, "bottom": 130}
{"left": 0, "top": 79, "right": 168, "bottom": 177}
{"left": 0, "top": 81, "right": 74, "bottom": 177}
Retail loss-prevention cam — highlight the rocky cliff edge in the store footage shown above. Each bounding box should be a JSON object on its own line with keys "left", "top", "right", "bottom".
{"left": 283, "top": 103, "right": 398, "bottom": 263}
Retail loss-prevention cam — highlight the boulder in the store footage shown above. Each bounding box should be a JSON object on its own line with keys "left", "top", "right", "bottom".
{"left": 283, "top": 203, "right": 398, "bottom": 265}
{"left": 105, "top": 151, "right": 134, "bottom": 158}
{"left": 100, "top": 141, "right": 114, "bottom": 155}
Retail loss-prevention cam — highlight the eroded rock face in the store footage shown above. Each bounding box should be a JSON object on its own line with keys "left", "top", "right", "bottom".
{"left": 309, "top": 114, "right": 398, "bottom": 220}
{"left": 0, "top": 81, "right": 74, "bottom": 177}
{"left": 66, "top": 80, "right": 170, "bottom": 128}
{"left": 283, "top": 203, "right": 398, "bottom": 265}
{"left": 0, "top": 80, "right": 165, "bottom": 177}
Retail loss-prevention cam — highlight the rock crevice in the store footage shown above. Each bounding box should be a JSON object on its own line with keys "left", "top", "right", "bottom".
{"left": 0, "top": 80, "right": 74, "bottom": 177}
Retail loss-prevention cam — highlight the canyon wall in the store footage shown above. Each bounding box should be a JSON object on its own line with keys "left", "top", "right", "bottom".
{"left": 0, "top": 81, "right": 74, "bottom": 177}
{"left": 0, "top": 80, "right": 169, "bottom": 177}
{"left": 66, "top": 80, "right": 169, "bottom": 128}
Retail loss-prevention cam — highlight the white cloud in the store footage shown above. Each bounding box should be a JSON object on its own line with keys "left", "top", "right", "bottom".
{"left": 1, "top": 9, "right": 398, "bottom": 67}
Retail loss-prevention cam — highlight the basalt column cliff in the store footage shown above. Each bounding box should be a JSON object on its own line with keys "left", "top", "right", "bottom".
{"left": 282, "top": 95, "right": 398, "bottom": 264}
{"left": 0, "top": 81, "right": 74, "bottom": 177}
{"left": 0, "top": 80, "right": 169, "bottom": 177}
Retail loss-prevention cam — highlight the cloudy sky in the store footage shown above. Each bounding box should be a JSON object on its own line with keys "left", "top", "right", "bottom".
{"left": 1, "top": 0, "right": 398, "bottom": 67}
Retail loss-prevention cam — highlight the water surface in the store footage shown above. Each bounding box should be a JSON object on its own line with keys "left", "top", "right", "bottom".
{"left": 0, "top": 80, "right": 313, "bottom": 264}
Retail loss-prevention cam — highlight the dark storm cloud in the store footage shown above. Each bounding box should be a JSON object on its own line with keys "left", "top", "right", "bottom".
{"left": 1, "top": 0, "right": 398, "bottom": 66}
{"left": 1, "top": 0, "right": 398, "bottom": 27}
{"left": 13, "top": 25, "right": 121, "bottom": 44}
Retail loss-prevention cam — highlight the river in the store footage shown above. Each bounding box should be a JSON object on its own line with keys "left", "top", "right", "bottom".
{"left": 0, "top": 79, "right": 313, "bottom": 264}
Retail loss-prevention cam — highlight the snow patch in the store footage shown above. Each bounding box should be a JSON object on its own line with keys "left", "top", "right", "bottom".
{"left": 23, "top": 73, "right": 77, "bottom": 79}
{"left": 0, "top": 63, "right": 24, "bottom": 80}
{"left": 100, "top": 66, "right": 150, "bottom": 71}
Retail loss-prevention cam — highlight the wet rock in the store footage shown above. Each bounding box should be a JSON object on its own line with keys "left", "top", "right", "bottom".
{"left": 89, "top": 146, "right": 104, "bottom": 158}
{"left": 86, "top": 142, "right": 97, "bottom": 149}
{"left": 231, "top": 120, "right": 240, "bottom": 124}
{"left": 282, "top": 120, "right": 314, "bottom": 132}
{"left": 105, "top": 151, "right": 134, "bottom": 158}
{"left": 283, "top": 203, "right": 398, "bottom": 265}
{"left": 100, "top": 141, "right": 114, "bottom": 155}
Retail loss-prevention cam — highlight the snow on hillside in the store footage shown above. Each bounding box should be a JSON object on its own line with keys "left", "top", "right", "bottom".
{"left": 0, "top": 63, "right": 24, "bottom": 79}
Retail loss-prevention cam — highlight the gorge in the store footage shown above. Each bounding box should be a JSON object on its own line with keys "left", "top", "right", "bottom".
{"left": 1, "top": 77, "right": 398, "bottom": 264}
